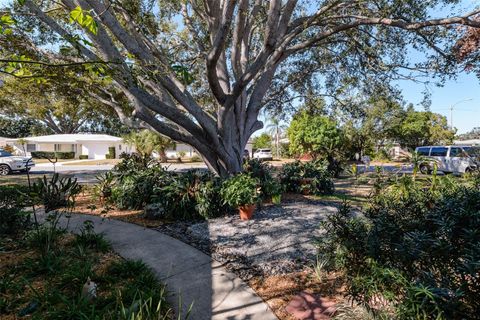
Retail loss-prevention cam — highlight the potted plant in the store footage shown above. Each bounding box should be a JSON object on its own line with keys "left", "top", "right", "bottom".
{"left": 221, "top": 174, "right": 259, "bottom": 220}
{"left": 263, "top": 179, "right": 283, "bottom": 205}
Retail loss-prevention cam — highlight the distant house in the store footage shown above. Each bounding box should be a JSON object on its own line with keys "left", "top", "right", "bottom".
{"left": 5, "top": 134, "right": 132, "bottom": 160}
{"left": 164, "top": 143, "right": 198, "bottom": 158}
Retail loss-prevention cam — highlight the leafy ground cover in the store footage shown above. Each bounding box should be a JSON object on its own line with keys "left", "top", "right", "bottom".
{"left": 0, "top": 176, "right": 174, "bottom": 320}
{"left": 1, "top": 226, "right": 173, "bottom": 320}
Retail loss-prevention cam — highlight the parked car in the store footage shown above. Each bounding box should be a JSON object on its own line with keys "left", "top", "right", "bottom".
{"left": 0, "top": 149, "right": 35, "bottom": 176}
{"left": 415, "top": 145, "right": 479, "bottom": 174}
{"left": 253, "top": 149, "right": 273, "bottom": 161}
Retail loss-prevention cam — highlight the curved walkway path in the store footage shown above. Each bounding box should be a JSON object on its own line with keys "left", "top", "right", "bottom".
{"left": 58, "top": 213, "right": 277, "bottom": 320}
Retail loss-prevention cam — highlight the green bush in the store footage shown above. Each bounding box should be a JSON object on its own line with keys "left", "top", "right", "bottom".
{"left": 152, "top": 170, "right": 228, "bottom": 220}
{"left": 105, "top": 154, "right": 115, "bottom": 159}
{"left": 243, "top": 159, "right": 283, "bottom": 200}
{"left": 108, "top": 146, "right": 116, "bottom": 158}
{"left": 220, "top": 173, "right": 259, "bottom": 208}
{"left": 31, "top": 151, "right": 55, "bottom": 159}
{"left": 57, "top": 151, "right": 75, "bottom": 159}
{"left": 280, "top": 160, "right": 334, "bottom": 195}
{"left": 317, "top": 176, "right": 480, "bottom": 319}
{"left": 30, "top": 151, "right": 75, "bottom": 159}
{"left": 111, "top": 166, "right": 170, "bottom": 210}
{"left": 79, "top": 155, "right": 88, "bottom": 160}
{"left": 0, "top": 185, "right": 31, "bottom": 235}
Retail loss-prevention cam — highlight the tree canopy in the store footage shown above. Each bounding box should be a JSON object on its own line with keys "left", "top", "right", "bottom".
{"left": 1, "top": 0, "right": 479, "bottom": 175}
{"left": 288, "top": 110, "right": 343, "bottom": 160}
{"left": 252, "top": 133, "right": 272, "bottom": 150}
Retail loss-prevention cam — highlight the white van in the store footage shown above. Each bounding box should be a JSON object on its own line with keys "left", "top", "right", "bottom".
{"left": 415, "top": 145, "right": 479, "bottom": 174}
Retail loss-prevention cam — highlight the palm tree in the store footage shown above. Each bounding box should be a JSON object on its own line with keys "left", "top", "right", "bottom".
{"left": 266, "top": 116, "right": 287, "bottom": 159}
{"left": 124, "top": 130, "right": 175, "bottom": 162}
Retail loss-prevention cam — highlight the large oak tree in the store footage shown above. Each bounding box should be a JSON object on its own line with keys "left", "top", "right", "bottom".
{"left": 1, "top": 0, "right": 479, "bottom": 175}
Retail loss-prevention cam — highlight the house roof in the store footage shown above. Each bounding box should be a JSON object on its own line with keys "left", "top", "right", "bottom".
{"left": 9, "top": 134, "right": 123, "bottom": 144}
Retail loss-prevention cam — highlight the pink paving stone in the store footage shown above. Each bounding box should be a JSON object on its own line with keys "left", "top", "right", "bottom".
{"left": 285, "top": 291, "right": 337, "bottom": 320}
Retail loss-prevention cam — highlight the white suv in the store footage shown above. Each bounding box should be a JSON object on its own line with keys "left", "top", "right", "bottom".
{"left": 415, "top": 145, "right": 479, "bottom": 174}
{"left": 253, "top": 148, "right": 273, "bottom": 161}
{"left": 0, "top": 149, "right": 35, "bottom": 175}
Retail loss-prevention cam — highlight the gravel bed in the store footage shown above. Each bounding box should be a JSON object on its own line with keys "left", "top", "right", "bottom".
{"left": 155, "top": 200, "right": 339, "bottom": 280}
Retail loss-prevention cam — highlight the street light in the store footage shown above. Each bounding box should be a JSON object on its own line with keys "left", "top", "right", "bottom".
{"left": 450, "top": 98, "right": 473, "bottom": 129}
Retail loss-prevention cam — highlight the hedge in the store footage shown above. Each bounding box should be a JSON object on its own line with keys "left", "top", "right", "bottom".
{"left": 108, "top": 146, "right": 116, "bottom": 158}
{"left": 31, "top": 151, "right": 75, "bottom": 159}
{"left": 79, "top": 155, "right": 89, "bottom": 160}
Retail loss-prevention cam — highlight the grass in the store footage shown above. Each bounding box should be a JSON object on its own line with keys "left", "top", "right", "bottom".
{"left": 1, "top": 223, "right": 173, "bottom": 319}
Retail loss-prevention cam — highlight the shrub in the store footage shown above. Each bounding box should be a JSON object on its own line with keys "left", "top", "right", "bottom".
{"left": 220, "top": 173, "right": 259, "bottom": 208}
{"left": 31, "top": 151, "right": 56, "bottom": 159}
{"left": 280, "top": 160, "right": 334, "bottom": 195}
{"left": 190, "top": 155, "right": 202, "bottom": 162}
{"left": 317, "top": 176, "right": 480, "bottom": 319}
{"left": 93, "top": 172, "right": 115, "bottom": 203}
{"left": 30, "top": 151, "right": 75, "bottom": 159}
{"left": 56, "top": 151, "right": 75, "bottom": 159}
{"left": 111, "top": 166, "right": 170, "bottom": 210}
{"left": 105, "top": 154, "right": 115, "bottom": 159}
{"left": 74, "top": 220, "right": 111, "bottom": 252}
{"left": 79, "top": 155, "right": 88, "bottom": 160}
{"left": 114, "top": 153, "right": 156, "bottom": 179}
{"left": 152, "top": 170, "right": 228, "bottom": 220}
{"left": 108, "top": 146, "right": 116, "bottom": 158}
{"left": 0, "top": 185, "right": 31, "bottom": 235}
{"left": 244, "top": 159, "right": 283, "bottom": 199}
{"left": 31, "top": 173, "right": 81, "bottom": 213}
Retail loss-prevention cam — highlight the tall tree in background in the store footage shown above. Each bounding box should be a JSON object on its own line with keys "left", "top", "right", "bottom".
{"left": 288, "top": 110, "right": 343, "bottom": 163}
{"left": 391, "top": 106, "right": 455, "bottom": 150}
{"left": 0, "top": 75, "right": 130, "bottom": 135}
{"left": 0, "top": 117, "right": 50, "bottom": 138}
{"left": 1, "top": 1, "right": 480, "bottom": 175}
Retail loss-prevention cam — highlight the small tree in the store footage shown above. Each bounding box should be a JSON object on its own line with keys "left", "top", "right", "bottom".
{"left": 288, "top": 111, "right": 343, "bottom": 163}
{"left": 252, "top": 133, "right": 272, "bottom": 150}
{"left": 17, "top": 138, "right": 28, "bottom": 156}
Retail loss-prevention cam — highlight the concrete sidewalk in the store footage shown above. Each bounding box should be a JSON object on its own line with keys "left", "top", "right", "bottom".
{"left": 56, "top": 213, "right": 277, "bottom": 320}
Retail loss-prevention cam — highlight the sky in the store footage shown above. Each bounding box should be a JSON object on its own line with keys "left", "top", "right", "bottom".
{"left": 395, "top": 72, "right": 479, "bottom": 134}
{"left": 1, "top": 0, "right": 479, "bottom": 134}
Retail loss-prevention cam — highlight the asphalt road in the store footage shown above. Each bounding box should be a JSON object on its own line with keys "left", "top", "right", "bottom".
{"left": 8, "top": 163, "right": 415, "bottom": 185}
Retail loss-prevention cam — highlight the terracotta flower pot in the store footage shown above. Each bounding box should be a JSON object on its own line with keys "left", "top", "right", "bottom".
{"left": 238, "top": 204, "right": 256, "bottom": 220}
{"left": 299, "top": 178, "right": 313, "bottom": 195}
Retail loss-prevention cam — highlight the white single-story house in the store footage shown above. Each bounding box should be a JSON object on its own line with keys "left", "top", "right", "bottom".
{"left": 5, "top": 134, "right": 133, "bottom": 160}
{"left": 2, "top": 133, "right": 208, "bottom": 160}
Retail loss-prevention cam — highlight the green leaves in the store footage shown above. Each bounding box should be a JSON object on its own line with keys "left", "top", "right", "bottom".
{"left": 0, "top": 14, "right": 15, "bottom": 35}
{"left": 171, "top": 65, "right": 194, "bottom": 85}
{"left": 69, "top": 6, "right": 98, "bottom": 35}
